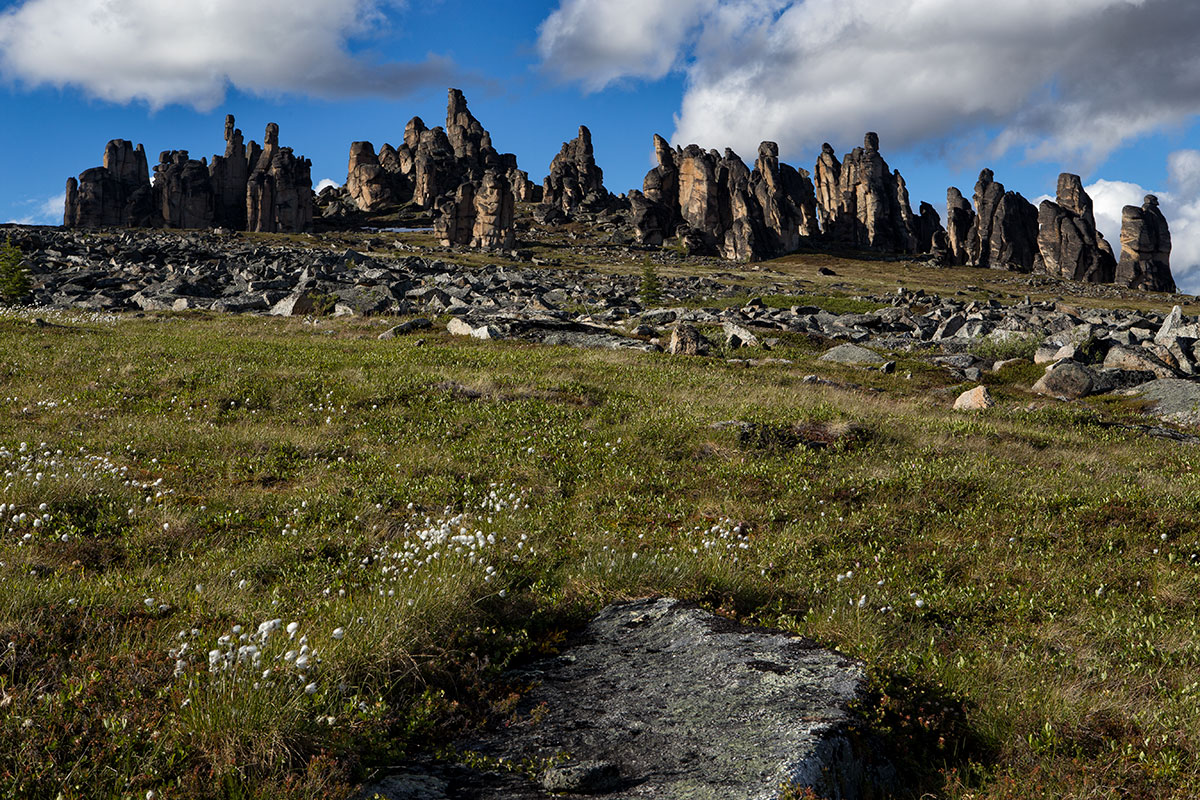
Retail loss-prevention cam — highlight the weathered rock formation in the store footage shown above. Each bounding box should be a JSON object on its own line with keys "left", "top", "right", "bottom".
{"left": 246, "top": 126, "right": 313, "bottom": 234}
{"left": 346, "top": 141, "right": 395, "bottom": 212}
{"left": 341, "top": 89, "right": 521, "bottom": 248}
{"left": 965, "top": 169, "right": 1039, "bottom": 271}
{"left": 814, "top": 133, "right": 918, "bottom": 253}
{"left": 631, "top": 136, "right": 820, "bottom": 262}
{"left": 1117, "top": 195, "right": 1175, "bottom": 292}
{"left": 945, "top": 188, "right": 975, "bottom": 266}
{"left": 915, "top": 201, "right": 946, "bottom": 256}
{"left": 63, "top": 140, "right": 153, "bottom": 228}
{"left": 542, "top": 125, "right": 609, "bottom": 213}
{"left": 209, "top": 115, "right": 249, "bottom": 230}
{"left": 65, "top": 117, "right": 312, "bottom": 233}
{"left": 1036, "top": 173, "right": 1115, "bottom": 283}
{"left": 153, "top": 151, "right": 215, "bottom": 230}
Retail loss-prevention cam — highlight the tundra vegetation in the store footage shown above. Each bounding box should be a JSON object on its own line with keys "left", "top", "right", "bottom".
{"left": 1, "top": 242, "right": 1199, "bottom": 800}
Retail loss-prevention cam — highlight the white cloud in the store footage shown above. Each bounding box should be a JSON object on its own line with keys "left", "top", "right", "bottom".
{"left": 5, "top": 191, "right": 64, "bottom": 225}
{"left": 315, "top": 178, "right": 340, "bottom": 193}
{"left": 537, "top": 0, "right": 717, "bottom": 91}
{"left": 0, "top": 0, "right": 455, "bottom": 109}
{"left": 538, "top": 0, "right": 1200, "bottom": 171}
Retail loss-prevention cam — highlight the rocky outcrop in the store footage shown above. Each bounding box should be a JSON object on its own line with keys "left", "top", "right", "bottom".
{"left": 916, "top": 201, "right": 945, "bottom": 256}
{"left": 818, "top": 133, "right": 918, "bottom": 253}
{"left": 471, "top": 170, "right": 516, "bottom": 250}
{"left": 246, "top": 124, "right": 313, "bottom": 233}
{"left": 346, "top": 141, "right": 395, "bottom": 212}
{"left": 945, "top": 188, "right": 975, "bottom": 266}
{"left": 446, "top": 87, "right": 491, "bottom": 165}
{"left": 1117, "top": 195, "right": 1175, "bottom": 292}
{"left": 542, "top": 125, "right": 608, "bottom": 213}
{"left": 965, "top": 169, "right": 1038, "bottom": 271}
{"left": 153, "top": 151, "right": 215, "bottom": 230}
{"left": 631, "top": 136, "right": 819, "bottom": 262}
{"left": 434, "top": 182, "right": 476, "bottom": 246}
{"left": 65, "top": 117, "right": 312, "bottom": 233}
{"left": 63, "top": 140, "right": 153, "bottom": 228}
{"left": 752, "top": 141, "right": 820, "bottom": 254}
{"left": 1036, "top": 173, "right": 1116, "bottom": 283}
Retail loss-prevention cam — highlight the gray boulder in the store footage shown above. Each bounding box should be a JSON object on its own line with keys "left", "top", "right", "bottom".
{"left": 1133, "top": 379, "right": 1200, "bottom": 425}
{"left": 820, "top": 343, "right": 887, "bottom": 365}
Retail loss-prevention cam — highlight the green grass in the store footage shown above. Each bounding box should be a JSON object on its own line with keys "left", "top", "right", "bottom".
{"left": 1, "top": 307, "right": 1199, "bottom": 799}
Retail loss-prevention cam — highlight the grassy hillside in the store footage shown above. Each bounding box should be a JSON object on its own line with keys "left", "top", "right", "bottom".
{"left": 1, "top": 267, "right": 1199, "bottom": 798}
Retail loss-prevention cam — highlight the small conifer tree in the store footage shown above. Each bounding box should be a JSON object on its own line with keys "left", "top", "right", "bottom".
{"left": 0, "top": 238, "right": 31, "bottom": 305}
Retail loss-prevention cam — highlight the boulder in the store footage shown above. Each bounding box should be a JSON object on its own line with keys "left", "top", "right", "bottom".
{"left": 954, "top": 385, "right": 995, "bottom": 410}
{"left": 1031, "top": 360, "right": 1099, "bottom": 400}
{"left": 460, "top": 598, "right": 888, "bottom": 799}
{"left": 1116, "top": 195, "right": 1175, "bottom": 292}
{"left": 1132, "top": 378, "right": 1200, "bottom": 426}
{"left": 668, "top": 324, "right": 707, "bottom": 355}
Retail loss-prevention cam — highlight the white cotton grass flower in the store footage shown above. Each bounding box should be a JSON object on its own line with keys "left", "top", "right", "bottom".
{"left": 287, "top": 621, "right": 300, "bottom": 638}
{"left": 331, "top": 627, "right": 345, "bottom": 640}
{"left": 304, "top": 682, "right": 318, "bottom": 695}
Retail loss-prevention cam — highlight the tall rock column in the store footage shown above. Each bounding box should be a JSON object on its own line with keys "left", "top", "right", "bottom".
{"left": 1036, "top": 173, "right": 1115, "bottom": 283}
{"left": 153, "top": 151, "right": 215, "bottom": 229}
{"left": 209, "top": 115, "right": 249, "bottom": 229}
{"left": 945, "top": 187, "right": 975, "bottom": 265}
{"left": 346, "top": 141, "right": 394, "bottom": 211}
{"left": 1117, "top": 195, "right": 1175, "bottom": 292}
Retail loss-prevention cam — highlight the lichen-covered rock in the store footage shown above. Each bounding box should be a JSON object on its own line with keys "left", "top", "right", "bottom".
{"left": 457, "top": 598, "right": 888, "bottom": 799}
{"left": 1117, "top": 195, "right": 1175, "bottom": 292}
{"left": 542, "top": 125, "right": 608, "bottom": 212}
{"left": 1037, "top": 174, "right": 1115, "bottom": 283}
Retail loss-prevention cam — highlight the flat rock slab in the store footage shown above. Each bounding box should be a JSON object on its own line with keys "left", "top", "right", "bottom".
{"left": 362, "top": 598, "right": 887, "bottom": 799}
{"left": 819, "top": 343, "right": 887, "bottom": 366}
{"left": 1133, "top": 378, "right": 1200, "bottom": 426}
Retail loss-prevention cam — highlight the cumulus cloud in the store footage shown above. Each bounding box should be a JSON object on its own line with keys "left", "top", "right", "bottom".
{"left": 0, "top": 0, "right": 456, "bottom": 109}
{"left": 1084, "top": 152, "right": 1200, "bottom": 294}
{"left": 537, "top": 0, "right": 717, "bottom": 91}
{"left": 538, "top": 0, "right": 1200, "bottom": 170}
{"left": 314, "top": 178, "right": 340, "bottom": 193}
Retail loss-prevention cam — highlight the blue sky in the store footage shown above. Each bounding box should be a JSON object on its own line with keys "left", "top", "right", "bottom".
{"left": 4, "top": 0, "right": 1200, "bottom": 289}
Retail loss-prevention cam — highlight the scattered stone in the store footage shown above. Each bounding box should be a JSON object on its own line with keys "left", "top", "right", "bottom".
{"left": 722, "top": 321, "right": 760, "bottom": 349}
{"left": 1032, "top": 360, "right": 1099, "bottom": 400}
{"left": 954, "top": 385, "right": 995, "bottom": 411}
{"left": 379, "top": 318, "right": 432, "bottom": 339}
{"left": 820, "top": 343, "right": 887, "bottom": 366}
{"left": 446, "top": 318, "right": 475, "bottom": 336}
{"left": 669, "top": 324, "right": 708, "bottom": 356}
